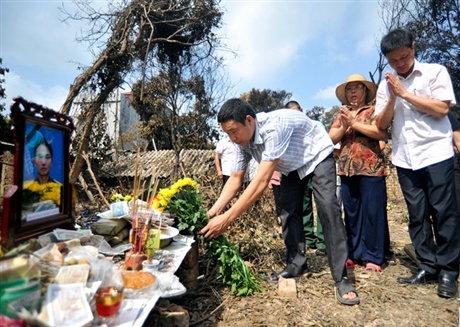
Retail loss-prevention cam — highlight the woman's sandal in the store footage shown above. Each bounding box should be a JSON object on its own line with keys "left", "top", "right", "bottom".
{"left": 365, "top": 262, "right": 382, "bottom": 273}
{"left": 346, "top": 258, "right": 359, "bottom": 269}
{"left": 335, "top": 279, "right": 360, "bottom": 305}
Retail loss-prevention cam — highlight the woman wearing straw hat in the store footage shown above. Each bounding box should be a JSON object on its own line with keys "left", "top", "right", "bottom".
{"left": 329, "top": 74, "right": 389, "bottom": 273}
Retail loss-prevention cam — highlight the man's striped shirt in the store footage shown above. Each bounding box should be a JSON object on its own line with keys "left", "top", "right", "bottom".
{"left": 232, "top": 109, "right": 334, "bottom": 179}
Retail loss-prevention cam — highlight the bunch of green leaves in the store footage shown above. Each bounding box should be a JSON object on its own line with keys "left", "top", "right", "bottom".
{"left": 165, "top": 182, "right": 262, "bottom": 296}
{"left": 165, "top": 185, "right": 209, "bottom": 235}
{"left": 206, "top": 236, "right": 263, "bottom": 296}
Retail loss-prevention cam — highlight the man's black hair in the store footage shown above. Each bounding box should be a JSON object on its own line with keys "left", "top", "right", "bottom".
{"left": 285, "top": 100, "right": 301, "bottom": 110}
{"left": 380, "top": 28, "right": 413, "bottom": 56}
{"left": 217, "top": 98, "right": 256, "bottom": 125}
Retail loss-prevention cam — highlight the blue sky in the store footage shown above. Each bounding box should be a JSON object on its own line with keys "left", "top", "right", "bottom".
{"left": 1, "top": 0, "right": 388, "bottom": 114}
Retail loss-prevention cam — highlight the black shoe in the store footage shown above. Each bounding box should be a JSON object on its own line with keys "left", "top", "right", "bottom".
{"left": 397, "top": 269, "right": 437, "bottom": 285}
{"left": 437, "top": 273, "right": 458, "bottom": 298}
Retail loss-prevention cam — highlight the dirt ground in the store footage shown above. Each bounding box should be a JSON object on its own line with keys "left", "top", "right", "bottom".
{"left": 148, "top": 194, "right": 460, "bottom": 327}
{"left": 1, "top": 151, "right": 459, "bottom": 327}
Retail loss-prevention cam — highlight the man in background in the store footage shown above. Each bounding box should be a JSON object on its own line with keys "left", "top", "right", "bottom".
{"left": 215, "top": 136, "right": 236, "bottom": 187}
{"left": 285, "top": 100, "right": 327, "bottom": 256}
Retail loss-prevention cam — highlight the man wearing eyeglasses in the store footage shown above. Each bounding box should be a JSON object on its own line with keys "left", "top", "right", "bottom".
{"left": 375, "top": 28, "right": 460, "bottom": 299}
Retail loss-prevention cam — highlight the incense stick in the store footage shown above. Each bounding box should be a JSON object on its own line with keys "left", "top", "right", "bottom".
{"left": 132, "top": 146, "right": 140, "bottom": 214}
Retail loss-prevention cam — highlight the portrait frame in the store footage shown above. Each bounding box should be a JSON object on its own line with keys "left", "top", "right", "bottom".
{"left": 1, "top": 97, "right": 75, "bottom": 249}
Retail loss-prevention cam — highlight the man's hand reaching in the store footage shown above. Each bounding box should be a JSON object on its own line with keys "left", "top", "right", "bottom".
{"left": 199, "top": 214, "right": 232, "bottom": 240}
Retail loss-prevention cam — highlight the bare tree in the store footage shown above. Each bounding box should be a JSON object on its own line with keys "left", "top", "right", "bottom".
{"left": 59, "top": 0, "right": 223, "bottom": 184}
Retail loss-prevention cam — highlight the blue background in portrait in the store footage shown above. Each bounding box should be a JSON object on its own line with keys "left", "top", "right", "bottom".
{"left": 24, "top": 121, "right": 64, "bottom": 183}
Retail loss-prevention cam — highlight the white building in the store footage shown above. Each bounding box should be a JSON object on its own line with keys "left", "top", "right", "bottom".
{"left": 70, "top": 89, "right": 143, "bottom": 151}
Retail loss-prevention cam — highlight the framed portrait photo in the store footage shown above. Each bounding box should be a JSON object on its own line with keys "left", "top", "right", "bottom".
{"left": 1, "top": 97, "right": 75, "bottom": 249}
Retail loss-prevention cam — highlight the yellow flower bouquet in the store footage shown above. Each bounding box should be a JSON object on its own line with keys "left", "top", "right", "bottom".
{"left": 151, "top": 177, "right": 262, "bottom": 296}
{"left": 152, "top": 177, "right": 208, "bottom": 235}
{"left": 111, "top": 193, "right": 132, "bottom": 202}
{"left": 23, "top": 181, "right": 61, "bottom": 207}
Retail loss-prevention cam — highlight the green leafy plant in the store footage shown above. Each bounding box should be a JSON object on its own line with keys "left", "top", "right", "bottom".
{"left": 207, "top": 236, "right": 263, "bottom": 296}
{"left": 165, "top": 185, "right": 209, "bottom": 235}
{"left": 155, "top": 177, "right": 263, "bottom": 296}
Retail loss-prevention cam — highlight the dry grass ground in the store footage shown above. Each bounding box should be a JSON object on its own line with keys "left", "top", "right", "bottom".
{"left": 2, "top": 153, "right": 458, "bottom": 327}
{"left": 150, "top": 190, "right": 460, "bottom": 327}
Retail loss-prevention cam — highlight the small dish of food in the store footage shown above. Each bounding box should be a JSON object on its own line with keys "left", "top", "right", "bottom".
{"left": 121, "top": 271, "right": 157, "bottom": 298}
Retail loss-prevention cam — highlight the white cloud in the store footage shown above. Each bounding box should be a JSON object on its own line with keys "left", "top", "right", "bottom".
{"left": 1, "top": 0, "right": 388, "bottom": 115}
{"left": 305, "top": 3, "right": 385, "bottom": 107}
{"left": 353, "top": 6, "right": 385, "bottom": 57}
{"left": 1, "top": 2, "right": 92, "bottom": 74}
{"left": 219, "top": 1, "right": 383, "bottom": 96}
{"left": 313, "top": 84, "right": 339, "bottom": 102}
{"left": 5, "top": 72, "right": 69, "bottom": 112}
{"left": 220, "top": 2, "right": 317, "bottom": 83}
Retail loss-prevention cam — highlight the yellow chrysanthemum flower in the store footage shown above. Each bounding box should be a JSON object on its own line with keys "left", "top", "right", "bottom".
{"left": 170, "top": 185, "right": 179, "bottom": 194}
{"left": 110, "top": 193, "right": 132, "bottom": 203}
{"left": 24, "top": 180, "right": 61, "bottom": 206}
{"left": 159, "top": 198, "right": 168, "bottom": 207}
{"left": 177, "top": 177, "right": 195, "bottom": 189}
{"left": 149, "top": 177, "right": 199, "bottom": 211}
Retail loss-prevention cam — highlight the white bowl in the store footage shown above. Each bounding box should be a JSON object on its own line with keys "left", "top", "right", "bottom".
{"left": 142, "top": 259, "right": 160, "bottom": 272}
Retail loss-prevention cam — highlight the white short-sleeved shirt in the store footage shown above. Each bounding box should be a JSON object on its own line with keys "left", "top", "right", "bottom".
{"left": 215, "top": 137, "right": 236, "bottom": 176}
{"left": 375, "top": 60, "right": 456, "bottom": 170}
{"left": 232, "top": 109, "right": 334, "bottom": 179}
{"left": 244, "top": 158, "right": 259, "bottom": 182}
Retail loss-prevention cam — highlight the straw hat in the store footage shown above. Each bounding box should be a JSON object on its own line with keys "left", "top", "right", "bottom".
{"left": 335, "top": 74, "right": 377, "bottom": 105}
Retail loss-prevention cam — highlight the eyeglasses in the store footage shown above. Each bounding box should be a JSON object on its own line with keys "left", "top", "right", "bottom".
{"left": 345, "top": 84, "right": 365, "bottom": 92}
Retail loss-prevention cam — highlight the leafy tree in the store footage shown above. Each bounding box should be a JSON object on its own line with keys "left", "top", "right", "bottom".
{"left": 60, "top": 0, "right": 223, "bottom": 184}
{"left": 240, "top": 88, "right": 292, "bottom": 112}
{"left": 131, "top": 57, "right": 225, "bottom": 151}
{"left": 305, "top": 105, "right": 325, "bottom": 121}
{"left": 0, "top": 58, "right": 13, "bottom": 153}
{"left": 322, "top": 105, "right": 340, "bottom": 131}
{"left": 0, "top": 59, "right": 9, "bottom": 113}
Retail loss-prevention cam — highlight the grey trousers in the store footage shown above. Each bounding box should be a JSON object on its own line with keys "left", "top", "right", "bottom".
{"left": 280, "top": 155, "right": 348, "bottom": 282}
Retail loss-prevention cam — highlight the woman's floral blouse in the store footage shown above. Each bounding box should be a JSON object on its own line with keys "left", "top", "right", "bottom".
{"left": 331, "top": 105, "right": 387, "bottom": 177}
